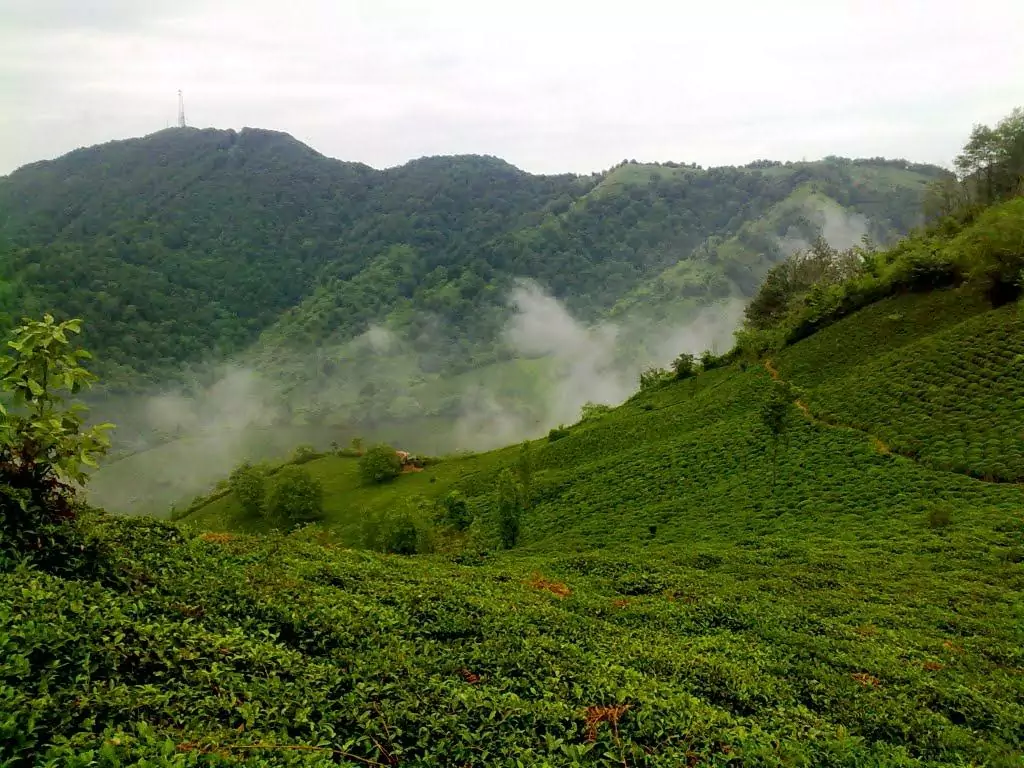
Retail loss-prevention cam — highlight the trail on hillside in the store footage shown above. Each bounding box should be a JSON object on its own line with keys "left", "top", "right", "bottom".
{"left": 763, "top": 359, "right": 1020, "bottom": 489}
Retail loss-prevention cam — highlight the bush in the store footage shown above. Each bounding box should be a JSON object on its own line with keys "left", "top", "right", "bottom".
{"left": 359, "top": 444, "right": 403, "bottom": 484}
{"left": 496, "top": 469, "right": 523, "bottom": 549}
{"left": 672, "top": 353, "right": 696, "bottom": 379}
{"left": 362, "top": 507, "right": 434, "bottom": 555}
{"left": 289, "top": 444, "right": 323, "bottom": 465}
{"left": 928, "top": 505, "right": 953, "bottom": 529}
{"left": 547, "top": 426, "right": 570, "bottom": 442}
{"left": 439, "top": 491, "right": 472, "bottom": 531}
{"left": 265, "top": 465, "right": 323, "bottom": 528}
{"left": 0, "top": 315, "right": 111, "bottom": 572}
{"left": 951, "top": 197, "right": 1024, "bottom": 305}
{"left": 579, "top": 402, "right": 613, "bottom": 422}
{"left": 700, "top": 350, "right": 725, "bottom": 371}
{"left": 228, "top": 461, "right": 268, "bottom": 519}
{"left": 639, "top": 366, "right": 673, "bottom": 391}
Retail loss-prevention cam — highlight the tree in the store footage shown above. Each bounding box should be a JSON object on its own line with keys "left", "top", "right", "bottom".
{"left": 761, "top": 380, "right": 795, "bottom": 492}
{"left": 496, "top": 469, "right": 523, "bottom": 549}
{"left": 440, "top": 490, "right": 471, "bottom": 531}
{"left": 265, "top": 465, "right": 323, "bottom": 528}
{"left": 955, "top": 108, "right": 1024, "bottom": 206}
{"left": 672, "top": 353, "right": 696, "bottom": 379}
{"left": 229, "top": 461, "right": 267, "bottom": 519}
{"left": 359, "top": 444, "right": 403, "bottom": 484}
{"left": 515, "top": 441, "right": 534, "bottom": 509}
{"left": 639, "top": 367, "right": 672, "bottom": 391}
{"left": 579, "top": 402, "right": 613, "bottom": 421}
{"left": 0, "top": 315, "right": 112, "bottom": 531}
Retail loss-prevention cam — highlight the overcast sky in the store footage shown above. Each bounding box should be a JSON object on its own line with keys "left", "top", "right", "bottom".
{"left": 2, "top": 0, "right": 1022, "bottom": 176}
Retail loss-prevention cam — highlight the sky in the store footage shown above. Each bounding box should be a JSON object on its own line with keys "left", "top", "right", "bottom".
{"left": 2, "top": 0, "right": 1023, "bottom": 176}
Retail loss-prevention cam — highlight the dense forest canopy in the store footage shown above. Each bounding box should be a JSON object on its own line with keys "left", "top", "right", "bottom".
{"left": 0, "top": 127, "right": 946, "bottom": 393}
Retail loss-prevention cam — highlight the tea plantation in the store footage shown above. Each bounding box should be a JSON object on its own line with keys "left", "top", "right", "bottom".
{"left": 3, "top": 272, "right": 1023, "bottom": 766}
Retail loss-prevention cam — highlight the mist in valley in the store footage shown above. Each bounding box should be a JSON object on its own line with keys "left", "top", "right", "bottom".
{"left": 87, "top": 282, "right": 744, "bottom": 515}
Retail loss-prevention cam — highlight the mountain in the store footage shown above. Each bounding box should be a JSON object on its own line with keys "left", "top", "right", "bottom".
{"left": 5, "top": 193, "right": 1022, "bottom": 765}
{"left": 0, "top": 128, "right": 946, "bottom": 395}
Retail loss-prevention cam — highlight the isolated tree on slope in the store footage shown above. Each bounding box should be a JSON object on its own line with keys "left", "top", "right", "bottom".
{"left": 229, "top": 461, "right": 268, "bottom": 519}
{"left": 496, "top": 469, "right": 523, "bottom": 549}
{"left": 265, "top": 465, "right": 323, "bottom": 528}
{"left": 359, "top": 444, "right": 402, "bottom": 484}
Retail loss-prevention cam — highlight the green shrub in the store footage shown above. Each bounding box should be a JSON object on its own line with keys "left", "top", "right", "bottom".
{"left": 439, "top": 491, "right": 472, "bottom": 531}
{"left": 547, "top": 426, "right": 570, "bottom": 442}
{"left": 265, "top": 465, "right": 323, "bottom": 528}
{"left": 496, "top": 469, "right": 522, "bottom": 549}
{"left": 580, "top": 402, "right": 613, "bottom": 422}
{"left": 639, "top": 366, "right": 673, "bottom": 391}
{"left": 700, "top": 350, "right": 725, "bottom": 371}
{"left": 362, "top": 507, "right": 434, "bottom": 554}
{"left": 228, "top": 461, "right": 268, "bottom": 519}
{"left": 672, "top": 353, "right": 696, "bottom": 379}
{"left": 359, "top": 444, "right": 402, "bottom": 484}
{"left": 0, "top": 315, "right": 111, "bottom": 572}
{"left": 928, "top": 504, "right": 953, "bottom": 529}
{"left": 289, "top": 444, "right": 323, "bottom": 464}
{"left": 951, "top": 197, "right": 1024, "bottom": 305}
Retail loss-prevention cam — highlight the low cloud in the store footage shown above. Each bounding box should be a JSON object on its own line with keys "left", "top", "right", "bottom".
{"left": 89, "top": 281, "right": 745, "bottom": 511}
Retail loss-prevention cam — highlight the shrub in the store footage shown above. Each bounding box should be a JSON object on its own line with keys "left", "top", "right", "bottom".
{"left": 700, "top": 350, "right": 725, "bottom": 371}
{"left": 265, "top": 465, "right": 323, "bottom": 528}
{"left": 0, "top": 316, "right": 112, "bottom": 569}
{"left": 362, "top": 507, "right": 434, "bottom": 554}
{"left": 639, "top": 367, "right": 673, "bottom": 391}
{"left": 672, "top": 353, "right": 696, "bottom": 379}
{"left": 547, "top": 426, "right": 570, "bottom": 442}
{"left": 951, "top": 197, "right": 1024, "bottom": 305}
{"left": 359, "top": 444, "right": 403, "bottom": 484}
{"left": 580, "top": 402, "right": 613, "bottom": 422}
{"left": 289, "top": 444, "right": 322, "bottom": 465}
{"left": 440, "top": 491, "right": 472, "bottom": 531}
{"left": 928, "top": 505, "right": 953, "bottom": 529}
{"left": 229, "top": 461, "right": 268, "bottom": 519}
{"left": 496, "top": 469, "right": 523, "bottom": 549}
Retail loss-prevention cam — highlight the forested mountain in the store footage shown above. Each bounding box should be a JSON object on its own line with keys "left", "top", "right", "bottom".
{"left": 0, "top": 127, "right": 946, "bottom": 392}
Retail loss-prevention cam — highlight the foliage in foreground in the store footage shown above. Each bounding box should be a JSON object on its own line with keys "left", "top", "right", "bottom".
{"left": 0, "top": 315, "right": 111, "bottom": 569}
{"left": 4, "top": 295, "right": 1024, "bottom": 764}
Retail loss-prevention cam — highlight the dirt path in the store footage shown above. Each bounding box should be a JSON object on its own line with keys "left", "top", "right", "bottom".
{"left": 764, "top": 359, "right": 812, "bottom": 418}
{"left": 762, "top": 359, "right": 1020, "bottom": 488}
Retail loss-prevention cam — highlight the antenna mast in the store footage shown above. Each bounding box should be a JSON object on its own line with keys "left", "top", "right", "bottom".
{"left": 177, "top": 89, "right": 187, "bottom": 128}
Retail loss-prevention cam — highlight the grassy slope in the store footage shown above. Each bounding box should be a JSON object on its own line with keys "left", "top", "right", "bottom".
{"left": 7, "top": 289, "right": 1024, "bottom": 766}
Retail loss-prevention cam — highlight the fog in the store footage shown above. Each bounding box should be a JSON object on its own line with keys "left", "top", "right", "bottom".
{"left": 454, "top": 281, "right": 743, "bottom": 451}
{"left": 777, "top": 198, "right": 871, "bottom": 256}
{"left": 87, "top": 283, "right": 744, "bottom": 514}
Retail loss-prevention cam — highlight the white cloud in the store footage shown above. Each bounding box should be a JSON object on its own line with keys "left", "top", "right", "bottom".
{"left": 1, "top": 0, "right": 1023, "bottom": 175}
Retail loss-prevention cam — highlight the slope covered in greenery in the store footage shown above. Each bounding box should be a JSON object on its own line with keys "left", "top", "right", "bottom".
{"left": 0, "top": 128, "right": 943, "bottom": 392}
{"left": 9, "top": 278, "right": 1024, "bottom": 764}
{"left": 5, "top": 111, "right": 1024, "bottom": 766}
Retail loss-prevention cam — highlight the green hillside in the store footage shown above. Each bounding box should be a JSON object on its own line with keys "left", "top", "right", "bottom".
{"left": 4, "top": 112, "right": 1024, "bottom": 766}
{"left": 7, "top": 268, "right": 1024, "bottom": 764}
{"left": 0, "top": 130, "right": 943, "bottom": 395}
